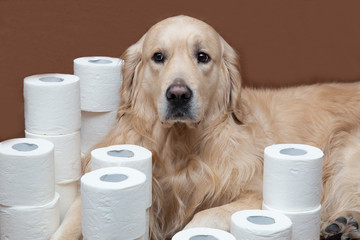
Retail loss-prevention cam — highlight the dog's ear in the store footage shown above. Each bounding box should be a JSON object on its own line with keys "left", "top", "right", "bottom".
{"left": 118, "top": 34, "right": 146, "bottom": 117}
{"left": 221, "top": 37, "right": 243, "bottom": 123}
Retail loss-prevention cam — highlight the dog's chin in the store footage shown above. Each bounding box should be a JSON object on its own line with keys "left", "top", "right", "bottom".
{"left": 160, "top": 116, "right": 201, "bottom": 129}
{"left": 159, "top": 103, "right": 202, "bottom": 128}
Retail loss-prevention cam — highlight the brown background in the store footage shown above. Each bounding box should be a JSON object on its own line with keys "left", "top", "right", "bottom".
{"left": 1, "top": 0, "right": 360, "bottom": 141}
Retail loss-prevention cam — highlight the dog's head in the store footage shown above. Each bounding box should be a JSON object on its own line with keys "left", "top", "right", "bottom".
{"left": 119, "top": 15, "right": 242, "bottom": 128}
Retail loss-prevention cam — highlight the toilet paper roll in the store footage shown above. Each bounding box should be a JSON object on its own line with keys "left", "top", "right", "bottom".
{"left": 0, "top": 192, "right": 60, "bottom": 240}
{"left": 81, "top": 110, "right": 117, "bottom": 154}
{"left": 145, "top": 208, "right": 150, "bottom": 240}
{"left": 137, "top": 209, "right": 150, "bottom": 240}
{"left": 24, "top": 73, "right": 81, "bottom": 134}
{"left": 74, "top": 56, "right": 123, "bottom": 112}
{"left": 25, "top": 130, "right": 82, "bottom": 183}
{"left": 0, "top": 138, "right": 55, "bottom": 206}
{"left": 263, "top": 202, "right": 321, "bottom": 240}
{"left": 231, "top": 210, "right": 292, "bottom": 240}
{"left": 172, "top": 227, "right": 236, "bottom": 240}
{"left": 263, "top": 144, "right": 323, "bottom": 211}
{"left": 56, "top": 181, "right": 79, "bottom": 222}
{"left": 91, "top": 144, "right": 152, "bottom": 208}
{"left": 81, "top": 167, "right": 146, "bottom": 240}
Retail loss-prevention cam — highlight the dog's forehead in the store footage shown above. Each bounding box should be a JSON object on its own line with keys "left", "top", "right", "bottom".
{"left": 144, "top": 16, "right": 221, "bottom": 51}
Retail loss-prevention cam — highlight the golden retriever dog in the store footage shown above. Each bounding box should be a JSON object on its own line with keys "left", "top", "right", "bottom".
{"left": 52, "top": 15, "right": 360, "bottom": 240}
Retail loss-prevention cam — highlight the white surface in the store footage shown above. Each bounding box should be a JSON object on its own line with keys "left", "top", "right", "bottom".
{"left": 81, "top": 167, "right": 146, "bottom": 240}
{"left": 231, "top": 210, "right": 292, "bottom": 240}
{"left": 25, "top": 130, "right": 81, "bottom": 183}
{"left": 80, "top": 110, "right": 117, "bottom": 154}
{"left": 74, "top": 56, "right": 123, "bottom": 112}
{"left": 91, "top": 144, "right": 152, "bottom": 208}
{"left": 0, "top": 193, "right": 60, "bottom": 240}
{"left": 56, "top": 181, "right": 79, "bottom": 222}
{"left": 263, "top": 202, "right": 321, "bottom": 240}
{"left": 0, "top": 138, "right": 55, "bottom": 206}
{"left": 172, "top": 227, "right": 236, "bottom": 240}
{"left": 24, "top": 73, "right": 81, "bottom": 134}
{"left": 145, "top": 208, "right": 150, "bottom": 240}
{"left": 263, "top": 144, "right": 323, "bottom": 211}
{"left": 137, "top": 209, "right": 150, "bottom": 240}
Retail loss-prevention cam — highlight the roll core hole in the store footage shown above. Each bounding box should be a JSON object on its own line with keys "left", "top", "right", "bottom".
{"left": 39, "top": 77, "right": 64, "bottom": 82}
{"left": 107, "top": 150, "right": 135, "bottom": 158}
{"left": 247, "top": 216, "right": 275, "bottom": 225}
{"left": 190, "top": 235, "right": 218, "bottom": 240}
{"left": 280, "top": 148, "right": 307, "bottom": 156}
{"left": 12, "top": 143, "right": 39, "bottom": 152}
{"left": 100, "top": 174, "right": 128, "bottom": 182}
{"left": 88, "top": 59, "right": 112, "bottom": 64}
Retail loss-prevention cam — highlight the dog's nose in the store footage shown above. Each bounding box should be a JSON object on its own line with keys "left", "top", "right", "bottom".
{"left": 166, "top": 84, "right": 192, "bottom": 104}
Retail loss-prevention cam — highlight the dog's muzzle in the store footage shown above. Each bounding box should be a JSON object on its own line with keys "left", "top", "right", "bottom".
{"left": 165, "top": 84, "right": 194, "bottom": 120}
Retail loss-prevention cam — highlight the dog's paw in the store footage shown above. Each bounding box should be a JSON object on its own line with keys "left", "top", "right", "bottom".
{"left": 184, "top": 208, "right": 230, "bottom": 232}
{"left": 322, "top": 215, "right": 360, "bottom": 240}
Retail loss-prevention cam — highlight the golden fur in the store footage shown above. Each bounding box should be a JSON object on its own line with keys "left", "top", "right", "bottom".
{"left": 52, "top": 15, "right": 360, "bottom": 240}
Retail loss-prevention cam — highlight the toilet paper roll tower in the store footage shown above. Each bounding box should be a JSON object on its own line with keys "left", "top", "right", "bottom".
{"left": 262, "top": 144, "right": 324, "bottom": 240}
{"left": 0, "top": 138, "right": 60, "bottom": 240}
{"left": 74, "top": 56, "right": 123, "bottom": 154}
{"left": 24, "top": 73, "right": 82, "bottom": 221}
{"left": 90, "top": 144, "right": 152, "bottom": 240}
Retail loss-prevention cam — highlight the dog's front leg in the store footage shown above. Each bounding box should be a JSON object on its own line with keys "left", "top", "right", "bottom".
{"left": 50, "top": 194, "right": 82, "bottom": 240}
{"left": 184, "top": 191, "right": 262, "bottom": 232}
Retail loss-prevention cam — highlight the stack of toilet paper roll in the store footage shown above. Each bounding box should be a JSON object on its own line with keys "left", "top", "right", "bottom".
{"left": 24, "top": 73, "right": 82, "bottom": 221}
{"left": 173, "top": 227, "right": 236, "bottom": 240}
{"left": 73, "top": 56, "right": 123, "bottom": 154}
{"left": 91, "top": 144, "right": 152, "bottom": 240}
{"left": 81, "top": 167, "right": 147, "bottom": 240}
{"left": 262, "top": 144, "right": 324, "bottom": 240}
{"left": 231, "top": 209, "right": 293, "bottom": 240}
{"left": 0, "top": 138, "right": 60, "bottom": 240}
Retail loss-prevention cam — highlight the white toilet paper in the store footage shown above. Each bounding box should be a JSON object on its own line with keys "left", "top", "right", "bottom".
{"left": 145, "top": 208, "right": 150, "bottom": 240}
{"left": 81, "top": 167, "right": 146, "bottom": 240}
{"left": 263, "top": 202, "right": 321, "bottom": 240}
{"left": 137, "top": 209, "right": 150, "bottom": 240}
{"left": 74, "top": 56, "right": 123, "bottom": 112}
{"left": 91, "top": 144, "right": 152, "bottom": 208}
{"left": 81, "top": 110, "right": 117, "bottom": 153}
{"left": 172, "top": 227, "right": 236, "bottom": 240}
{"left": 0, "top": 192, "right": 60, "bottom": 240}
{"left": 56, "top": 181, "right": 79, "bottom": 222}
{"left": 263, "top": 144, "right": 323, "bottom": 211}
{"left": 25, "top": 130, "right": 82, "bottom": 183}
{"left": 0, "top": 138, "right": 55, "bottom": 206}
{"left": 230, "top": 210, "right": 292, "bottom": 240}
{"left": 24, "top": 73, "right": 81, "bottom": 134}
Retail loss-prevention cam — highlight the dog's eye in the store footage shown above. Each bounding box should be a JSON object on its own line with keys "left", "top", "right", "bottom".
{"left": 197, "top": 52, "right": 211, "bottom": 64}
{"left": 152, "top": 52, "right": 165, "bottom": 63}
